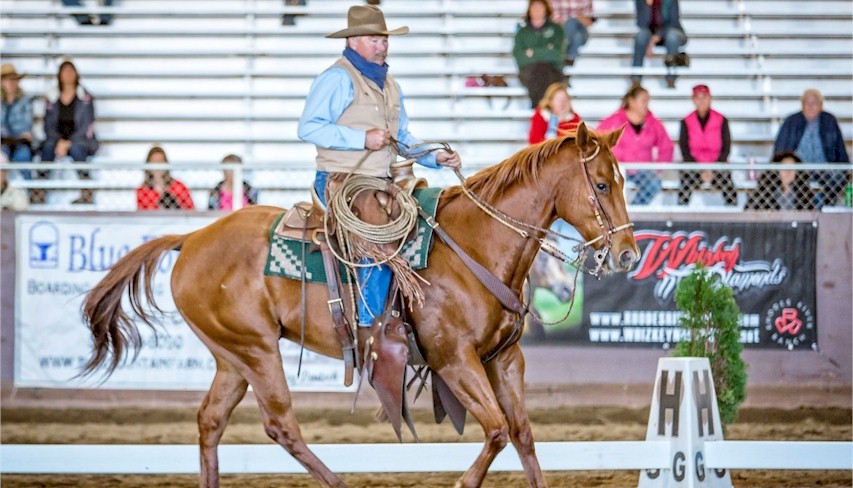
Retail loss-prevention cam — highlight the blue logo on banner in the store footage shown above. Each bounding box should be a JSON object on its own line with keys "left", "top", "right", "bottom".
{"left": 29, "top": 222, "right": 60, "bottom": 269}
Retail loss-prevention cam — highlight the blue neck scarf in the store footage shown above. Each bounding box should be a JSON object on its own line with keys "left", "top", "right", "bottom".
{"left": 344, "top": 47, "right": 389, "bottom": 90}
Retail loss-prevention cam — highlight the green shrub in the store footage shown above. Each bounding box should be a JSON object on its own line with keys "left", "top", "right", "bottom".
{"left": 674, "top": 264, "right": 747, "bottom": 426}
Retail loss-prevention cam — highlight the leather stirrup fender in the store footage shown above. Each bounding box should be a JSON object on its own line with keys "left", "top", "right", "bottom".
{"left": 361, "top": 315, "right": 413, "bottom": 442}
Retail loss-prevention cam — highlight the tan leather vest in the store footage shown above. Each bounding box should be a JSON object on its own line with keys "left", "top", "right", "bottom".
{"left": 315, "top": 57, "right": 401, "bottom": 177}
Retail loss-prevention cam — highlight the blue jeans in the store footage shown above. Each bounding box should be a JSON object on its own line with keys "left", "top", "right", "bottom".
{"left": 810, "top": 170, "right": 849, "bottom": 208}
{"left": 563, "top": 18, "right": 590, "bottom": 61}
{"left": 62, "top": 0, "right": 113, "bottom": 24}
{"left": 40, "top": 140, "right": 94, "bottom": 180}
{"left": 313, "top": 172, "right": 392, "bottom": 327}
{"left": 628, "top": 170, "right": 661, "bottom": 205}
{"left": 1, "top": 142, "right": 33, "bottom": 179}
{"left": 632, "top": 26, "right": 687, "bottom": 83}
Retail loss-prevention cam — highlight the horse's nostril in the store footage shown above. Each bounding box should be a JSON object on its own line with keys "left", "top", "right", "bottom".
{"left": 619, "top": 250, "right": 636, "bottom": 267}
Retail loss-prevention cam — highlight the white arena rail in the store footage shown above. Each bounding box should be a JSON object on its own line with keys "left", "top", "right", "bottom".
{"left": 1, "top": 359, "right": 850, "bottom": 488}
{"left": 1, "top": 440, "right": 849, "bottom": 474}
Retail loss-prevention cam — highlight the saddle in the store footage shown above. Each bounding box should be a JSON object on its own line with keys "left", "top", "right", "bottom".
{"left": 275, "top": 165, "right": 467, "bottom": 442}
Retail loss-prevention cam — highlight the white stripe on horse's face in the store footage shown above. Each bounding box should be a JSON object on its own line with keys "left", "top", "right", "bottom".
{"left": 612, "top": 162, "right": 623, "bottom": 184}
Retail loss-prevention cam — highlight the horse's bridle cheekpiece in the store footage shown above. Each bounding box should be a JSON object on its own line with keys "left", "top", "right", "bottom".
{"left": 577, "top": 140, "right": 635, "bottom": 276}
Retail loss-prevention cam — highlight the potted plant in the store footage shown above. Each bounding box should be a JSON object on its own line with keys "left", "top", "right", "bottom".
{"left": 674, "top": 263, "right": 747, "bottom": 426}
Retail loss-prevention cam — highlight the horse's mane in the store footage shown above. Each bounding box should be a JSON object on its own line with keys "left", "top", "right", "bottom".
{"left": 441, "top": 135, "right": 576, "bottom": 205}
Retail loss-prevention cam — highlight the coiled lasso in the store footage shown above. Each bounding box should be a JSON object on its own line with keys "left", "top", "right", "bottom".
{"left": 324, "top": 174, "right": 427, "bottom": 309}
{"left": 324, "top": 174, "right": 420, "bottom": 267}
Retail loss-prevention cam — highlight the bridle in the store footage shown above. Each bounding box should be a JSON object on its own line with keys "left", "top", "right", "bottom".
{"left": 573, "top": 140, "right": 635, "bottom": 275}
{"left": 391, "top": 136, "right": 634, "bottom": 329}
{"left": 398, "top": 139, "right": 634, "bottom": 277}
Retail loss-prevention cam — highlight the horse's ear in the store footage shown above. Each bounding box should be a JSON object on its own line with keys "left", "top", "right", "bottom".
{"left": 603, "top": 125, "right": 626, "bottom": 147}
{"left": 575, "top": 121, "right": 591, "bottom": 149}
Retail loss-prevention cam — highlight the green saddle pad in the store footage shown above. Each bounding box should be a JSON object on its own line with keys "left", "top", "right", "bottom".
{"left": 264, "top": 187, "right": 443, "bottom": 284}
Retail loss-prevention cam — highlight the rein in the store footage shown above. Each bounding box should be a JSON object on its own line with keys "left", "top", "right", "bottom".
{"left": 391, "top": 136, "right": 634, "bottom": 339}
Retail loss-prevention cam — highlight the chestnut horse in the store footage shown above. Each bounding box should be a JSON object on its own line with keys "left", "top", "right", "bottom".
{"left": 82, "top": 123, "right": 638, "bottom": 488}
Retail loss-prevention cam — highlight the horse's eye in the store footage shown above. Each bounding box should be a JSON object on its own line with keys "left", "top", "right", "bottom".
{"left": 596, "top": 182, "right": 608, "bottom": 192}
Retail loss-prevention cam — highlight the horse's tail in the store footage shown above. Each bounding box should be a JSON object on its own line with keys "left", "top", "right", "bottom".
{"left": 80, "top": 233, "right": 188, "bottom": 378}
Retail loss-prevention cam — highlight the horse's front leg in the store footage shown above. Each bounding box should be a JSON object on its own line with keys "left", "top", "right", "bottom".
{"left": 436, "top": 348, "right": 511, "bottom": 488}
{"left": 486, "top": 343, "right": 548, "bottom": 487}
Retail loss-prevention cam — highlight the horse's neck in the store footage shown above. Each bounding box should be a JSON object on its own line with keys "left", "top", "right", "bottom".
{"left": 441, "top": 178, "right": 557, "bottom": 291}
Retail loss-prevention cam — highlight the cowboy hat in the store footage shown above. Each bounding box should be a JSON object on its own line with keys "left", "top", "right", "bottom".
{"left": 1, "top": 63, "right": 26, "bottom": 80}
{"left": 326, "top": 5, "right": 408, "bottom": 38}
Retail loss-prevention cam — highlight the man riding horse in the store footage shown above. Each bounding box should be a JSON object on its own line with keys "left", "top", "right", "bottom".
{"left": 297, "top": 6, "right": 461, "bottom": 349}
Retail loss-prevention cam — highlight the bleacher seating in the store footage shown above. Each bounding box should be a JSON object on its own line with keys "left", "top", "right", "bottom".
{"left": 1, "top": 0, "right": 851, "bottom": 209}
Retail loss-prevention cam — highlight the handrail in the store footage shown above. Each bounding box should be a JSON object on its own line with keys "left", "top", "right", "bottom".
{"left": 4, "top": 161, "right": 851, "bottom": 172}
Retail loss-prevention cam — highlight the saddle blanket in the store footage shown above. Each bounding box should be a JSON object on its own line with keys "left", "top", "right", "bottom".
{"left": 264, "top": 187, "right": 443, "bottom": 284}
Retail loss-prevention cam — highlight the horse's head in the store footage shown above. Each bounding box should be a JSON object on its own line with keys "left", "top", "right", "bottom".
{"left": 553, "top": 122, "right": 639, "bottom": 274}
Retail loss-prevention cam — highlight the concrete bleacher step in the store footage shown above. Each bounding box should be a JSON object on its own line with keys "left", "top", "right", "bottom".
{"left": 1, "top": 0, "right": 851, "bottom": 209}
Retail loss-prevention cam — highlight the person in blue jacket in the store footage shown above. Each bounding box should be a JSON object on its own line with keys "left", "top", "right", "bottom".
{"left": 774, "top": 88, "right": 850, "bottom": 208}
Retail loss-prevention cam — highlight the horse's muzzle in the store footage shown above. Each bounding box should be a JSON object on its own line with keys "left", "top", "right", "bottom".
{"left": 608, "top": 247, "right": 638, "bottom": 273}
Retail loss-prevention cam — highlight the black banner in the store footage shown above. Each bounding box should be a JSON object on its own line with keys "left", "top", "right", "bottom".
{"left": 525, "top": 221, "right": 818, "bottom": 350}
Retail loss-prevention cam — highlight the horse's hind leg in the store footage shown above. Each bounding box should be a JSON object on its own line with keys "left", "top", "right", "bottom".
{"left": 486, "top": 343, "right": 547, "bottom": 487}
{"left": 198, "top": 356, "right": 249, "bottom": 488}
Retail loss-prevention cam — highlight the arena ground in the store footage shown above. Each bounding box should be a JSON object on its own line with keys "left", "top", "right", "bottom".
{"left": 1, "top": 405, "right": 850, "bottom": 488}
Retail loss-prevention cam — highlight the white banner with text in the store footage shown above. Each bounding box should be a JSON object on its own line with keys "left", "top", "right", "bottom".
{"left": 15, "top": 214, "right": 351, "bottom": 391}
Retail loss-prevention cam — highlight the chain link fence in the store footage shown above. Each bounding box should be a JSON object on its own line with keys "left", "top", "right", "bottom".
{"left": 2, "top": 160, "right": 852, "bottom": 212}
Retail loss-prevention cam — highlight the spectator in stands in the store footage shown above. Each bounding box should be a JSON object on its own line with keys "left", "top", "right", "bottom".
{"left": 551, "top": 0, "right": 596, "bottom": 67}
{"left": 136, "top": 146, "right": 195, "bottom": 210}
{"left": 208, "top": 154, "right": 258, "bottom": 210}
{"left": 632, "top": 0, "right": 688, "bottom": 89}
{"left": 745, "top": 151, "right": 815, "bottom": 211}
{"left": 1, "top": 156, "right": 28, "bottom": 211}
{"left": 513, "top": 0, "right": 567, "bottom": 108}
{"left": 773, "top": 88, "right": 850, "bottom": 208}
{"left": 282, "top": 0, "right": 306, "bottom": 26}
{"left": 62, "top": 0, "right": 113, "bottom": 26}
{"left": 1, "top": 63, "right": 34, "bottom": 181}
{"left": 297, "top": 4, "right": 461, "bottom": 330}
{"left": 40, "top": 59, "right": 99, "bottom": 205}
{"left": 677, "top": 84, "right": 737, "bottom": 206}
{"left": 597, "top": 83, "right": 672, "bottom": 205}
{"left": 529, "top": 81, "right": 582, "bottom": 144}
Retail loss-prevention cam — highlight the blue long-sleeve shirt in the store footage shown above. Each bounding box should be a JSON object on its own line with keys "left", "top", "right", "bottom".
{"left": 297, "top": 65, "right": 440, "bottom": 169}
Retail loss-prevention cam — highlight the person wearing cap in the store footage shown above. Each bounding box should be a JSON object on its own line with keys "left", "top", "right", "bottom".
{"left": 677, "top": 84, "right": 738, "bottom": 207}
{"left": 297, "top": 5, "right": 461, "bottom": 329}
{"left": 774, "top": 88, "right": 850, "bottom": 208}
{"left": 40, "top": 59, "right": 99, "bottom": 205}
{"left": 1, "top": 63, "right": 34, "bottom": 181}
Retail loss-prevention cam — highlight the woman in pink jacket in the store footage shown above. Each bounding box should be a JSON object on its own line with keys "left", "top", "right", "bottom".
{"left": 597, "top": 83, "right": 673, "bottom": 204}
